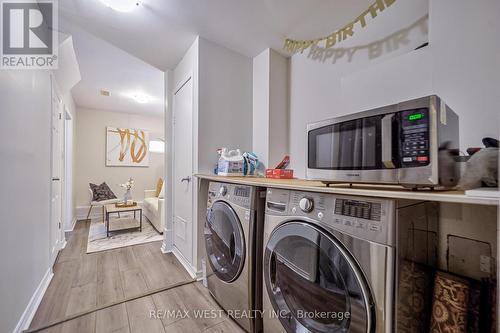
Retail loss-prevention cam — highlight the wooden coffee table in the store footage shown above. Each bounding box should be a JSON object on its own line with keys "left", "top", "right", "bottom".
{"left": 104, "top": 204, "right": 142, "bottom": 237}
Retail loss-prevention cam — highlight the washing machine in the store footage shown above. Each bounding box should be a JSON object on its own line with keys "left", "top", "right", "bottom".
{"left": 262, "top": 188, "right": 396, "bottom": 333}
{"left": 204, "top": 182, "right": 266, "bottom": 333}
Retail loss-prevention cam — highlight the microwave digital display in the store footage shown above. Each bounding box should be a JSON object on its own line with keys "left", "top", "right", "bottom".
{"left": 408, "top": 113, "right": 424, "bottom": 121}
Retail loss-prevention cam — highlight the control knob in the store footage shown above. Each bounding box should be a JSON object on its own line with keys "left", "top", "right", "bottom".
{"left": 219, "top": 186, "right": 228, "bottom": 196}
{"left": 299, "top": 197, "right": 314, "bottom": 213}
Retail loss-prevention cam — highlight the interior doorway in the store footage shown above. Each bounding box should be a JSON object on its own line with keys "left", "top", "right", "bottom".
{"left": 172, "top": 76, "right": 194, "bottom": 267}
{"left": 50, "top": 79, "right": 64, "bottom": 266}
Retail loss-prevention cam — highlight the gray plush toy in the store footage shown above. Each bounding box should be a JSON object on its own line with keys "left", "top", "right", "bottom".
{"left": 457, "top": 147, "right": 498, "bottom": 190}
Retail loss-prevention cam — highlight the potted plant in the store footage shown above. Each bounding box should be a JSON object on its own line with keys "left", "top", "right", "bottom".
{"left": 119, "top": 177, "right": 135, "bottom": 203}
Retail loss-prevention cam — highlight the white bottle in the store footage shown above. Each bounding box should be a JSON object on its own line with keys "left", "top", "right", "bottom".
{"left": 218, "top": 148, "right": 244, "bottom": 176}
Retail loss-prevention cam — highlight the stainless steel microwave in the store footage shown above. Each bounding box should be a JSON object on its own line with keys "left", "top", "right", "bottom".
{"left": 306, "top": 95, "right": 460, "bottom": 189}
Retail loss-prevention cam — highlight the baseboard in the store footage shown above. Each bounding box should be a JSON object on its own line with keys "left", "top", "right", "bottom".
{"left": 65, "top": 217, "right": 77, "bottom": 232}
{"left": 161, "top": 228, "right": 173, "bottom": 254}
{"left": 160, "top": 241, "right": 172, "bottom": 254}
{"left": 13, "top": 268, "right": 54, "bottom": 333}
{"left": 171, "top": 246, "right": 198, "bottom": 279}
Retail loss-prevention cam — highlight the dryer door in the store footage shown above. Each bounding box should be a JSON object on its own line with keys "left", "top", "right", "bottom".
{"left": 205, "top": 201, "right": 245, "bottom": 283}
{"left": 264, "top": 221, "right": 374, "bottom": 333}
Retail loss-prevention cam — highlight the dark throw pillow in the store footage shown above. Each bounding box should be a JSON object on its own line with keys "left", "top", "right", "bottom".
{"left": 90, "top": 182, "right": 117, "bottom": 202}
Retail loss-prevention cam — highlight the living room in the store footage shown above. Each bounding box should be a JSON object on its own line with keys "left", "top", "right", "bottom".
{"left": 65, "top": 17, "right": 167, "bottom": 251}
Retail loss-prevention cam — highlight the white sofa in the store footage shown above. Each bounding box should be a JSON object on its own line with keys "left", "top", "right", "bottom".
{"left": 143, "top": 189, "right": 165, "bottom": 234}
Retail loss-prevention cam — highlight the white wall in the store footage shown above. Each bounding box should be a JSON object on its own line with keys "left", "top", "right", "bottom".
{"left": 288, "top": 0, "right": 499, "bottom": 178}
{"left": 268, "top": 50, "right": 290, "bottom": 168}
{"left": 74, "top": 108, "right": 164, "bottom": 214}
{"left": 198, "top": 37, "right": 253, "bottom": 172}
{"left": 0, "top": 70, "right": 52, "bottom": 332}
{"left": 253, "top": 49, "right": 270, "bottom": 167}
{"left": 252, "top": 49, "right": 289, "bottom": 169}
{"left": 429, "top": 0, "right": 500, "bottom": 150}
{"left": 196, "top": 37, "right": 253, "bottom": 271}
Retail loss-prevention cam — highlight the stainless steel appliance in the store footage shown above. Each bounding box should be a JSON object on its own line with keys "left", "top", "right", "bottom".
{"left": 262, "top": 189, "right": 396, "bottom": 333}
{"left": 204, "top": 182, "right": 265, "bottom": 333}
{"left": 306, "top": 95, "right": 459, "bottom": 188}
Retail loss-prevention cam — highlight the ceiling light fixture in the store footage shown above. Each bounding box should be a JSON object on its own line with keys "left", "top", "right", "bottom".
{"left": 99, "top": 0, "right": 141, "bottom": 12}
{"left": 122, "top": 92, "right": 152, "bottom": 104}
{"left": 131, "top": 93, "right": 150, "bottom": 104}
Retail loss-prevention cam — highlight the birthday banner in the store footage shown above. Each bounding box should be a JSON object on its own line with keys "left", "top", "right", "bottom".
{"left": 284, "top": 0, "right": 398, "bottom": 54}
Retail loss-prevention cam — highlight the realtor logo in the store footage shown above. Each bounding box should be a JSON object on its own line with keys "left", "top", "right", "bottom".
{"left": 1, "top": 0, "right": 58, "bottom": 69}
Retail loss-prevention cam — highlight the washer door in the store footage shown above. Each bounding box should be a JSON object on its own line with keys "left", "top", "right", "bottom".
{"left": 264, "top": 221, "right": 374, "bottom": 333}
{"left": 205, "top": 201, "right": 245, "bottom": 283}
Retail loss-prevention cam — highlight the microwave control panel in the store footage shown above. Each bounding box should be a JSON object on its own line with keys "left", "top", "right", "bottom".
{"left": 399, "top": 108, "right": 430, "bottom": 167}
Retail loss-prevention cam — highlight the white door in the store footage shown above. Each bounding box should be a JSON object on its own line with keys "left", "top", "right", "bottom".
{"left": 172, "top": 77, "right": 193, "bottom": 263}
{"left": 50, "top": 83, "right": 63, "bottom": 265}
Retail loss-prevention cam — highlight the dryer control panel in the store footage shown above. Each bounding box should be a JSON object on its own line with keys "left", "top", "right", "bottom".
{"left": 207, "top": 182, "right": 254, "bottom": 210}
{"left": 265, "top": 188, "right": 396, "bottom": 246}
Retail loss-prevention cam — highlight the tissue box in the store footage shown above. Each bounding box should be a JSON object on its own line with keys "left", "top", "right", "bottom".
{"left": 265, "top": 169, "right": 294, "bottom": 179}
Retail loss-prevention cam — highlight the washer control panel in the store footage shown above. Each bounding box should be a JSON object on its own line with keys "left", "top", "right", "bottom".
{"left": 207, "top": 182, "right": 253, "bottom": 209}
{"left": 266, "top": 189, "right": 395, "bottom": 246}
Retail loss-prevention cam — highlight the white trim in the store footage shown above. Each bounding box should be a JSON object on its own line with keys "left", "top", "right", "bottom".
{"left": 161, "top": 223, "right": 174, "bottom": 254}
{"left": 13, "top": 268, "right": 54, "bottom": 333}
{"left": 59, "top": 239, "right": 67, "bottom": 250}
{"left": 65, "top": 217, "right": 77, "bottom": 232}
{"left": 172, "top": 246, "right": 198, "bottom": 279}
{"left": 160, "top": 241, "right": 171, "bottom": 254}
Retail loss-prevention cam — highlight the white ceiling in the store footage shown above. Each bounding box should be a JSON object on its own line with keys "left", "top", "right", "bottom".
{"left": 60, "top": 0, "right": 372, "bottom": 70}
{"left": 59, "top": 0, "right": 373, "bottom": 116}
{"left": 60, "top": 18, "right": 165, "bottom": 116}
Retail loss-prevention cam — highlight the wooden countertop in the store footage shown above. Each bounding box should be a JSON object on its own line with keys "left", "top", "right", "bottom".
{"left": 195, "top": 174, "right": 499, "bottom": 206}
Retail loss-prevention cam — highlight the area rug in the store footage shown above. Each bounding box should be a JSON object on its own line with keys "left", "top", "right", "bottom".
{"left": 86, "top": 213, "right": 163, "bottom": 253}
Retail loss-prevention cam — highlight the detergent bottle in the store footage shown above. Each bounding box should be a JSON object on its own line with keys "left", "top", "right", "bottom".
{"left": 217, "top": 148, "right": 244, "bottom": 176}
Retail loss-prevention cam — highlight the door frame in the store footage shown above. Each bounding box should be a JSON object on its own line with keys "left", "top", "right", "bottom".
{"left": 49, "top": 77, "right": 65, "bottom": 266}
{"left": 48, "top": 74, "right": 74, "bottom": 267}
{"left": 63, "top": 108, "right": 74, "bottom": 232}
{"left": 169, "top": 73, "right": 196, "bottom": 270}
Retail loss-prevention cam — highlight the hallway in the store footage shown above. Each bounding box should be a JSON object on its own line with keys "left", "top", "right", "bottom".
{"left": 28, "top": 220, "right": 243, "bottom": 333}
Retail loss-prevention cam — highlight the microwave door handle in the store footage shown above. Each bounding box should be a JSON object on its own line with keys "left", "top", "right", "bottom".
{"left": 381, "top": 114, "right": 396, "bottom": 168}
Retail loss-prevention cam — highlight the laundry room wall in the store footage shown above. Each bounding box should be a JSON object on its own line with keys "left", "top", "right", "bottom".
{"left": 198, "top": 37, "right": 253, "bottom": 172}
{"left": 196, "top": 37, "right": 253, "bottom": 272}
{"left": 171, "top": 36, "right": 253, "bottom": 274}
{"left": 287, "top": 0, "right": 500, "bottom": 178}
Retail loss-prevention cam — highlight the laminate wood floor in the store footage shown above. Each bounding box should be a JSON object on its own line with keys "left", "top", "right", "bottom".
{"left": 29, "top": 220, "right": 244, "bottom": 333}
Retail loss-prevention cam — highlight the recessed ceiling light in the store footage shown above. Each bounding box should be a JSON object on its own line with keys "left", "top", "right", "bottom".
{"left": 122, "top": 92, "right": 152, "bottom": 104}
{"left": 99, "top": 0, "right": 141, "bottom": 12}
